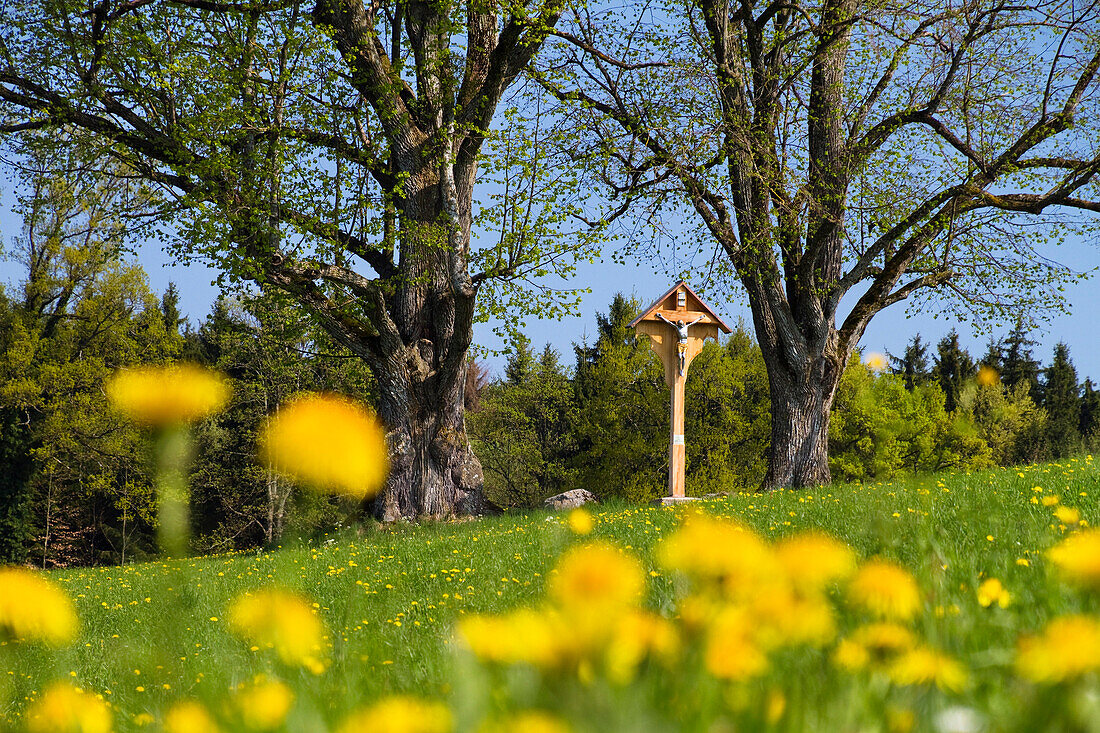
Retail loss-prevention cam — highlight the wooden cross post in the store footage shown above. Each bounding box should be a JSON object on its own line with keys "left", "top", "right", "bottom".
{"left": 629, "top": 282, "right": 732, "bottom": 500}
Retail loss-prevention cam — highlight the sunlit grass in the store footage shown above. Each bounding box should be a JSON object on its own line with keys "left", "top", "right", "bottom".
{"left": 2, "top": 456, "right": 1098, "bottom": 731}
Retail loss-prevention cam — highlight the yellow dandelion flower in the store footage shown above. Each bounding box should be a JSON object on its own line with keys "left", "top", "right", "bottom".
{"left": 233, "top": 677, "right": 294, "bottom": 731}
{"left": 459, "top": 609, "right": 562, "bottom": 668}
{"left": 847, "top": 559, "right": 922, "bottom": 621}
{"left": 846, "top": 623, "right": 917, "bottom": 667}
{"left": 1041, "top": 495, "right": 1060, "bottom": 507}
{"left": 1016, "top": 615, "right": 1100, "bottom": 683}
{"left": 976, "top": 578, "right": 1011, "bottom": 608}
{"left": 0, "top": 567, "right": 79, "bottom": 646}
{"left": 864, "top": 352, "right": 889, "bottom": 372}
{"left": 1047, "top": 528, "right": 1100, "bottom": 587}
{"left": 705, "top": 607, "right": 767, "bottom": 680}
{"left": 765, "top": 689, "right": 786, "bottom": 724}
{"left": 605, "top": 610, "right": 679, "bottom": 683}
{"left": 567, "top": 508, "right": 594, "bottom": 535}
{"left": 834, "top": 638, "right": 871, "bottom": 672}
{"left": 107, "top": 364, "right": 229, "bottom": 426}
{"left": 336, "top": 695, "right": 451, "bottom": 733}
{"left": 550, "top": 542, "right": 645, "bottom": 613}
{"left": 751, "top": 585, "right": 836, "bottom": 648}
{"left": 976, "top": 365, "right": 1000, "bottom": 387}
{"left": 260, "top": 393, "right": 388, "bottom": 498}
{"left": 1053, "top": 505, "right": 1081, "bottom": 525}
{"left": 658, "top": 515, "right": 778, "bottom": 595}
{"left": 774, "top": 531, "right": 856, "bottom": 591}
{"left": 164, "top": 700, "right": 220, "bottom": 733}
{"left": 479, "top": 711, "right": 571, "bottom": 733}
{"left": 25, "top": 682, "right": 112, "bottom": 733}
{"left": 227, "top": 589, "right": 328, "bottom": 673}
{"left": 888, "top": 646, "right": 968, "bottom": 693}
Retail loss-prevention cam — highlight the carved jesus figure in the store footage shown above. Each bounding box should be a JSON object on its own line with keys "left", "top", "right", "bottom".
{"left": 654, "top": 312, "right": 706, "bottom": 375}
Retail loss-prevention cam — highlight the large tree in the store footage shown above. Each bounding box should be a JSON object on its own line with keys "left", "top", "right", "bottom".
{"left": 537, "top": 0, "right": 1100, "bottom": 487}
{"left": 0, "top": 154, "right": 179, "bottom": 565}
{"left": 0, "top": 0, "right": 576, "bottom": 519}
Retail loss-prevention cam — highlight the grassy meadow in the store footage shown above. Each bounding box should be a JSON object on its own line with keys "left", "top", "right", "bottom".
{"left": 3, "top": 456, "right": 1100, "bottom": 732}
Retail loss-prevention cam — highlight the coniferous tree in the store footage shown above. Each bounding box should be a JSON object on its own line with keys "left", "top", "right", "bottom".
{"left": 1043, "top": 343, "right": 1081, "bottom": 457}
{"left": 571, "top": 295, "right": 667, "bottom": 502}
{"left": 0, "top": 162, "right": 179, "bottom": 566}
{"left": 890, "top": 335, "right": 931, "bottom": 392}
{"left": 1001, "top": 317, "right": 1042, "bottom": 403}
{"left": 980, "top": 337, "right": 1005, "bottom": 375}
{"left": 932, "top": 332, "right": 975, "bottom": 413}
{"left": 187, "top": 291, "right": 375, "bottom": 549}
{"left": 469, "top": 341, "right": 578, "bottom": 508}
{"left": 504, "top": 334, "right": 537, "bottom": 386}
{"left": 1081, "top": 379, "right": 1100, "bottom": 443}
{"left": 161, "top": 282, "right": 185, "bottom": 338}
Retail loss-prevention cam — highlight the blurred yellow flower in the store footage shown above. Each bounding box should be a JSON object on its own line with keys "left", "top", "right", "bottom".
{"left": 227, "top": 588, "right": 328, "bottom": 673}
{"left": 1047, "top": 528, "right": 1100, "bottom": 587}
{"left": 774, "top": 532, "right": 856, "bottom": 591}
{"left": 605, "top": 610, "right": 679, "bottom": 683}
{"left": 1053, "top": 505, "right": 1081, "bottom": 525}
{"left": 1041, "top": 495, "right": 1060, "bottom": 507}
{"left": 164, "top": 700, "right": 220, "bottom": 733}
{"left": 1016, "top": 615, "right": 1100, "bottom": 683}
{"left": 0, "top": 567, "right": 78, "bottom": 646}
{"left": 976, "top": 365, "right": 1000, "bottom": 387}
{"left": 864, "top": 352, "right": 889, "bottom": 372}
{"left": 834, "top": 638, "right": 870, "bottom": 672}
{"left": 550, "top": 542, "right": 645, "bottom": 613}
{"left": 260, "top": 393, "right": 388, "bottom": 498}
{"left": 834, "top": 623, "right": 916, "bottom": 672}
{"left": 751, "top": 585, "right": 836, "bottom": 648}
{"left": 888, "top": 646, "right": 968, "bottom": 692}
{"left": 233, "top": 677, "right": 293, "bottom": 731}
{"left": 765, "top": 689, "right": 786, "bottom": 725}
{"left": 459, "top": 609, "right": 563, "bottom": 668}
{"left": 107, "top": 364, "right": 229, "bottom": 426}
{"left": 336, "top": 695, "right": 451, "bottom": 733}
{"left": 25, "top": 682, "right": 112, "bottom": 733}
{"left": 658, "top": 515, "right": 778, "bottom": 595}
{"left": 567, "top": 508, "right": 594, "bottom": 535}
{"left": 847, "top": 559, "right": 921, "bottom": 621}
{"left": 977, "top": 578, "right": 1011, "bottom": 608}
{"left": 479, "top": 711, "right": 570, "bottom": 733}
{"left": 705, "top": 607, "right": 767, "bottom": 680}
{"left": 477, "top": 708, "right": 572, "bottom": 730}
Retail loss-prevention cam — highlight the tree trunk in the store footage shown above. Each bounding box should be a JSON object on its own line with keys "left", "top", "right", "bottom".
{"left": 761, "top": 351, "right": 843, "bottom": 489}
{"left": 373, "top": 349, "right": 483, "bottom": 522}
{"left": 361, "top": 168, "right": 484, "bottom": 522}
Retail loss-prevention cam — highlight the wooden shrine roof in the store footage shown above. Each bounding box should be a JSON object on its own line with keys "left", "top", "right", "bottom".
{"left": 628, "top": 281, "right": 733, "bottom": 333}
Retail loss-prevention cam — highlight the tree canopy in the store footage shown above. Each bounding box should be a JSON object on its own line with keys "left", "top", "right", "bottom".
{"left": 0, "top": 0, "right": 589, "bottom": 519}
{"left": 534, "top": 0, "right": 1100, "bottom": 488}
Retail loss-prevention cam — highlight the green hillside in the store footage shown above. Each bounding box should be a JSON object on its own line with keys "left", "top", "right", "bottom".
{"left": 3, "top": 458, "right": 1100, "bottom": 732}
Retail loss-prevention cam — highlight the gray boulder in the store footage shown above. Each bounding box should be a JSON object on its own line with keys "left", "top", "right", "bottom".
{"left": 543, "top": 489, "right": 599, "bottom": 510}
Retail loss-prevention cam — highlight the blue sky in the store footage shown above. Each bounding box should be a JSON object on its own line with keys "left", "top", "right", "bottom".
{"left": 88, "top": 231, "right": 1100, "bottom": 384}
{"left": 2, "top": 180, "right": 1097, "bottom": 384}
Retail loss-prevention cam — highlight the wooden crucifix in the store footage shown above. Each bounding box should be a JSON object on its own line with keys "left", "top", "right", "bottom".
{"left": 629, "top": 282, "right": 732, "bottom": 500}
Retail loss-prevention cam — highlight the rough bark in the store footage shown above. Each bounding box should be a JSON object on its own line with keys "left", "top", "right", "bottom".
{"left": 761, "top": 352, "right": 843, "bottom": 488}
{"left": 375, "top": 351, "right": 483, "bottom": 521}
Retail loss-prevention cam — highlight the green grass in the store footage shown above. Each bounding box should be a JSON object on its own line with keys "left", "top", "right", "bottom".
{"left": 4, "top": 457, "right": 1100, "bottom": 731}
